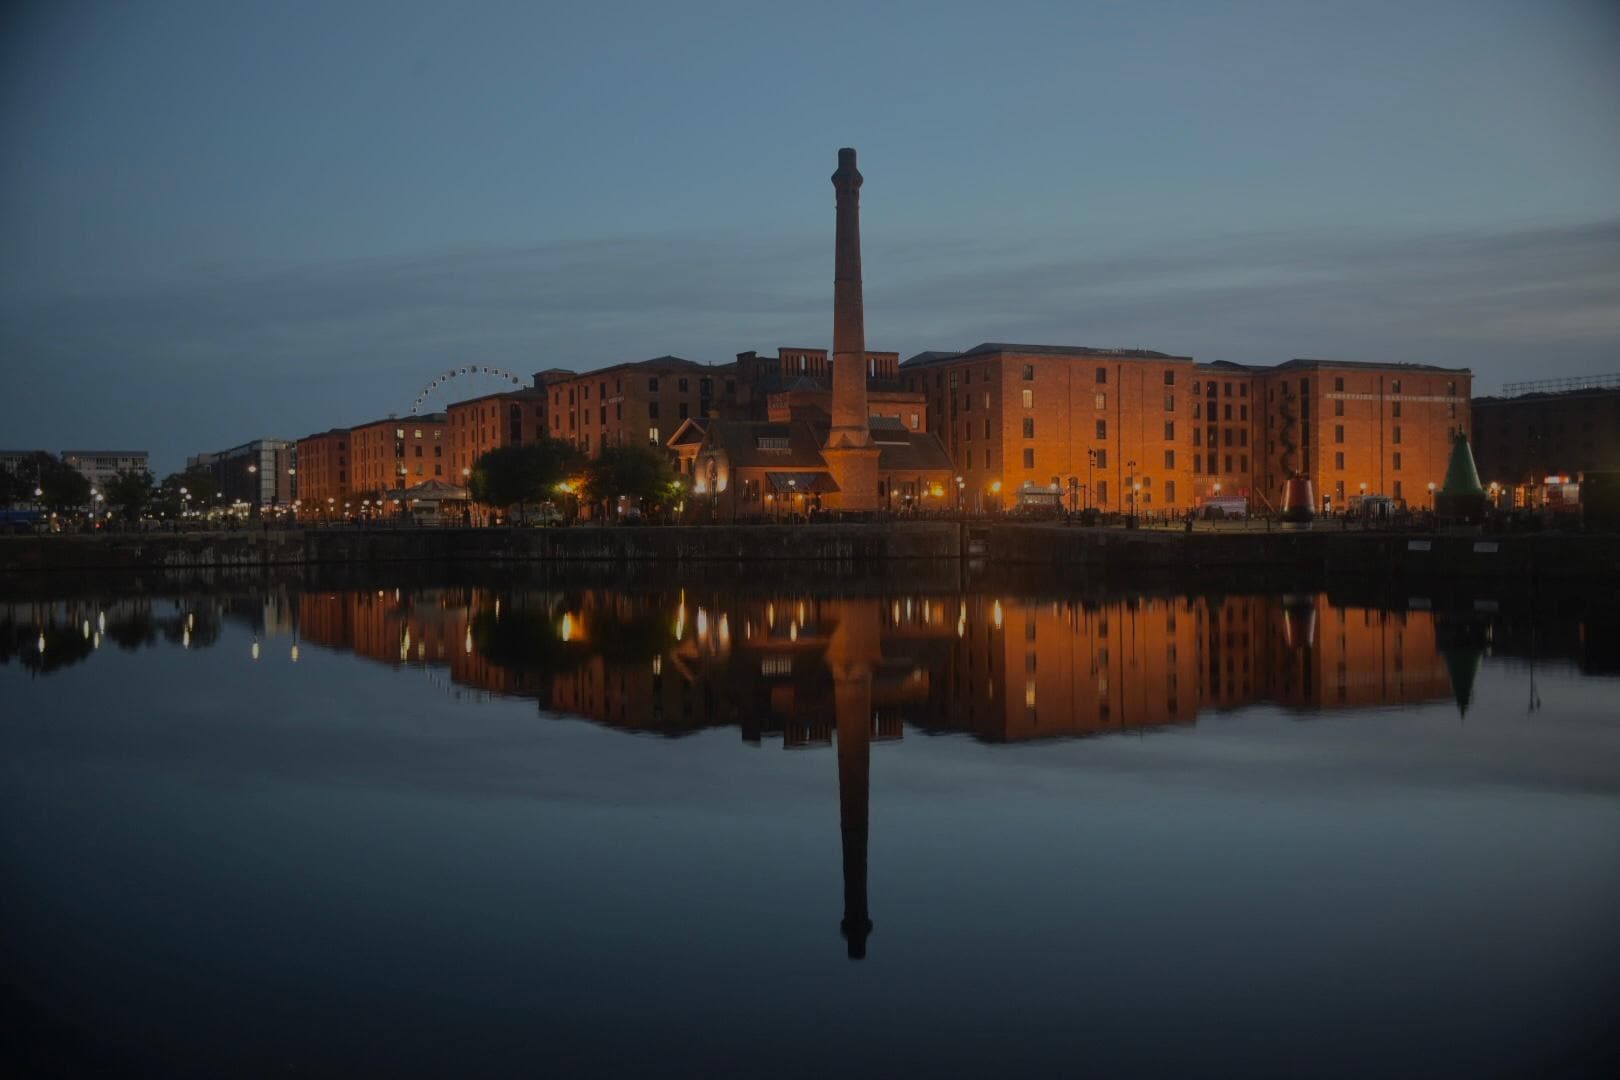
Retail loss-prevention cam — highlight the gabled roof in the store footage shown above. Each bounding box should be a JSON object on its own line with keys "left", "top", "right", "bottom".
{"left": 666, "top": 418, "right": 709, "bottom": 447}
{"left": 704, "top": 420, "right": 829, "bottom": 470}
{"left": 876, "top": 432, "right": 955, "bottom": 473}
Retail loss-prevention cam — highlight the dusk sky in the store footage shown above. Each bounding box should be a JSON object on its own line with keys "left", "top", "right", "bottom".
{"left": 3, "top": 0, "right": 1618, "bottom": 472}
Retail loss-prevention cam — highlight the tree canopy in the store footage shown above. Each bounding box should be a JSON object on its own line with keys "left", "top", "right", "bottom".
{"left": 8, "top": 452, "right": 91, "bottom": 512}
{"left": 103, "top": 469, "right": 156, "bottom": 522}
{"left": 156, "top": 466, "right": 220, "bottom": 516}
{"left": 468, "top": 440, "right": 582, "bottom": 518}
{"left": 581, "top": 444, "right": 679, "bottom": 508}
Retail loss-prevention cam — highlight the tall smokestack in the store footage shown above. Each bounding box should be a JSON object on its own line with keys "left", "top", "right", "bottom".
{"left": 828, "top": 147, "right": 870, "bottom": 449}
{"left": 821, "top": 148, "right": 882, "bottom": 511}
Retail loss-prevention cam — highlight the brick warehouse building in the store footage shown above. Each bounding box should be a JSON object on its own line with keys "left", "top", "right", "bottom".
{"left": 543, "top": 356, "right": 739, "bottom": 456}
{"left": 294, "top": 428, "right": 349, "bottom": 519}
{"left": 1470, "top": 381, "right": 1620, "bottom": 492}
{"left": 902, "top": 343, "right": 1470, "bottom": 514}
{"left": 347, "top": 413, "right": 449, "bottom": 509}
{"left": 446, "top": 387, "right": 550, "bottom": 484}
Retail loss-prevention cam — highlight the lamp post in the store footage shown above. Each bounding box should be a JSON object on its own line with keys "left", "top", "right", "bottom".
{"left": 990, "top": 479, "right": 1002, "bottom": 514}
{"left": 955, "top": 474, "right": 965, "bottom": 514}
{"left": 1126, "top": 460, "right": 1137, "bottom": 527}
{"left": 1427, "top": 481, "right": 1437, "bottom": 509}
{"left": 1086, "top": 449, "right": 1096, "bottom": 512}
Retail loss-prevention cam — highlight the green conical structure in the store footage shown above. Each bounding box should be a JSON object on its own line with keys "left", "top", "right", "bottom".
{"left": 1435, "top": 430, "right": 1487, "bottom": 520}
{"left": 1442, "top": 644, "right": 1483, "bottom": 718}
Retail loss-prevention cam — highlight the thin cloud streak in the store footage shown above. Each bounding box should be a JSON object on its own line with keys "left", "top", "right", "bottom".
{"left": 3, "top": 218, "right": 1616, "bottom": 468}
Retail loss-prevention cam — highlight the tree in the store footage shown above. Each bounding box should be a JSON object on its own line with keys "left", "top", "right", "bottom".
{"left": 468, "top": 440, "right": 582, "bottom": 523}
{"left": 103, "top": 469, "right": 155, "bottom": 523}
{"left": 0, "top": 465, "right": 26, "bottom": 507}
{"left": 13, "top": 452, "right": 91, "bottom": 514}
{"left": 581, "top": 444, "right": 678, "bottom": 516}
{"left": 156, "top": 466, "right": 219, "bottom": 517}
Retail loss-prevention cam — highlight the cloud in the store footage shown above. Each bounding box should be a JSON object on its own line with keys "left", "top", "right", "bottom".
{"left": 2, "top": 217, "right": 1616, "bottom": 467}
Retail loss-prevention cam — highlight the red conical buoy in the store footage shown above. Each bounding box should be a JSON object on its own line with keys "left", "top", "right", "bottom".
{"left": 1280, "top": 475, "right": 1315, "bottom": 525}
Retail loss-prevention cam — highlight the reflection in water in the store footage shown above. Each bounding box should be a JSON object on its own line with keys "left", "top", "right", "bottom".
{"left": 9, "top": 582, "right": 1611, "bottom": 965}
{"left": 279, "top": 585, "right": 1527, "bottom": 959}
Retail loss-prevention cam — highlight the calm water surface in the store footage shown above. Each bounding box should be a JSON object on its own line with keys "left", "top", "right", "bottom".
{"left": 3, "top": 579, "right": 1618, "bottom": 1077}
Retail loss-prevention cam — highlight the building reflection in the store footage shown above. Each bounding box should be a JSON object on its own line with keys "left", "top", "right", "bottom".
{"left": 284, "top": 585, "right": 1500, "bottom": 960}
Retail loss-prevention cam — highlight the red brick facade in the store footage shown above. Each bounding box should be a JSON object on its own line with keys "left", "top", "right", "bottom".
{"left": 293, "top": 428, "right": 349, "bottom": 520}
{"left": 905, "top": 344, "right": 1471, "bottom": 513}
{"left": 347, "top": 414, "right": 449, "bottom": 504}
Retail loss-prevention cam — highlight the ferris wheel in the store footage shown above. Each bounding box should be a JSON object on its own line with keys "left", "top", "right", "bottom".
{"left": 411, "top": 365, "right": 527, "bottom": 415}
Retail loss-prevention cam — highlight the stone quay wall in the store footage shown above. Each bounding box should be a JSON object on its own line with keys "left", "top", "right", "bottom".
{"left": 1, "top": 524, "right": 1615, "bottom": 583}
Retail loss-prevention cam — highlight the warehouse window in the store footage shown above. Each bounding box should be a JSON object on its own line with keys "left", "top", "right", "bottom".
{"left": 1096, "top": 420, "right": 1108, "bottom": 439}
{"left": 1095, "top": 367, "right": 1107, "bottom": 384}
{"left": 1023, "top": 418, "right": 1035, "bottom": 438}
{"left": 1022, "top": 365, "right": 1035, "bottom": 380}
{"left": 1023, "top": 448, "right": 1035, "bottom": 469}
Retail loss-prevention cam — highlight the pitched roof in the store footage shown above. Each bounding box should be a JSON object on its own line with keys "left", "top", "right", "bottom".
{"left": 902, "top": 342, "right": 1191, "bottom": 366}
{"left": 1276, "top": 358, "right": 1471, "bottom": 373}
{"left": 876, "top": 432, "right": 955, "bottom": 473}
{"left": 704, "top": 420, "right": 829, "bottom": 470}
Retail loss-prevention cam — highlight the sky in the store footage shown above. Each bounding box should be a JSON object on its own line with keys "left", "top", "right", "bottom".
{"left": 2, "top": 0, "right": 1618, "bottom": 474}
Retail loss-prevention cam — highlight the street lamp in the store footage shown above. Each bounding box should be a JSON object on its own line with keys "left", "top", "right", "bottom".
{"left": 1126, "top": 460, "right": 1137, "bottom": 526}
{"left": 955, "top": 474, "right": 965, "bottom": 514}
{"left": 1086, "top": 448, "right": 1097, "bottom": 512}
{"left": 1427, "top": 481, "right": 1437, "bottom": 508}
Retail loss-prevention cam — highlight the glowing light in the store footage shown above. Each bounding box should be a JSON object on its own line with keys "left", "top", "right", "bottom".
{"left": 183, "top": 627, "right": 191, "bottom": 649}
{"left": 98, "top": 611, "right": 106, "bottom": 633}
{"left": 291, "top": 643, "right": 300, "bottom": 663}
{"left": 993, "top": 600, "right": 1004, "bottom": 630}
{"left": 652, "top": 655, "right": 662, "bottom": 675}
{"left": 93, "top": 631, "right": 101, "bottom": 649}
{"left": 82, "top": 619, "right": 90, "bottom": 639}
{"left": 464, "top": 626, "right": 473, "bottom": 655}
{"left": 991, "top": 480, "right": 1002, "bottom": 494}
{"left": 696, "top": 607, "right": 709, "bottom": 640}
{"left": 766, "top": 603, "right": 775, "bottom": 629}
{"left": 789, "top": 621, "right": 799, "bottom": 642}
{"left": 1025, "top": 681, "right": 1037, "bottom": 708}
{"left": 719, "top": 613, "right": 730, "bottom": 645}
{"left": 929, "top": 484, "right": 944, "bottom": 498}
{"left": 675, "top": 598, "right": 687, "bottom": 641}
{"left": 561, "top": 613, "right": 574, "bottom": 642}
{"left": 37, "top": 632, "right": 45, "bottom": 653}
{"left": 251, "top": 638, "right": 261, "bottom": 661}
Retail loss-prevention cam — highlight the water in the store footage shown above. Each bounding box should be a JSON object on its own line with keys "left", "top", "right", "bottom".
{"left": 4, "top": 577, "right": 1619, "bottom": 1077}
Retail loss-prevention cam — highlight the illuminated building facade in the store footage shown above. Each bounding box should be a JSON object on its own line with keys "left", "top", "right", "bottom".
{"left": 347, "top": 413, "right": 449, "bottom": 507}
{"left": 293, "top": 428, "right": 349, "bottom": 520}
{"left": 903, "top": 346, "right": 1471, "bottom": 513}
{"left": 543, "top": 356, "right": 734, "bottom": 456}
{"left": 445, "top": 387, "right": 550, "bottom": 482}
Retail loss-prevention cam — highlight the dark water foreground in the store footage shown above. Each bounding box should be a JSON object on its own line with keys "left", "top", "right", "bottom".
{"left": 3, "top": 572, "right": 1618, "bottom": 1077}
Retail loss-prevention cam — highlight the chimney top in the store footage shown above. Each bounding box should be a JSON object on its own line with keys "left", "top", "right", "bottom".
{"left": 838, "top": 147, "right": 857, "bottom": 168}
